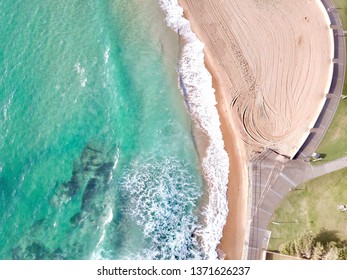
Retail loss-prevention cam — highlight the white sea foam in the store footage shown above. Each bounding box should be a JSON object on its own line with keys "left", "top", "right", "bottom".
{"left": 104, "top": 45, "right": 110, "bottom": 64}
{"left": 159, "top": 0, "right": 230, "bottom": 259}
{"left": 102, "top": 45, "right": 111, "bottom": 88}
{"left": 107, "top": 148, "right": 120, "bottom": 184}
{"left": 91, "top": 207, "right": 113, "bottom": 260}
{"left": 120, "top": 156, "right": 204, "bottom": 260}
{"left": 74, "top": 62, "right": 87, "bottom": 88}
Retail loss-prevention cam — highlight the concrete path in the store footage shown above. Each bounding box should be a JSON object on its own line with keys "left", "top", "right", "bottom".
{"left": 245, "top": 0, "right": 346, "bottom": 260}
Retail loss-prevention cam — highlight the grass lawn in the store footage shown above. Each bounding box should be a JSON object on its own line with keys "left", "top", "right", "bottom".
{"left": 314, "top": 0, "right": 347, "bottom": 162}
{"left": 333, "top": 0, "right": 347, "bottom": 29}
{"left": 315, "top": 93, "right": 347, "bottom": 162}
{"left": 267, "top": 168, "right": 347, "bottom": 251}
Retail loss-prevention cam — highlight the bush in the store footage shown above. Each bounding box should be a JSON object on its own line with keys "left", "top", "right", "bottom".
{"left": 279, "top": 231, "right": 347, "bottom": 260}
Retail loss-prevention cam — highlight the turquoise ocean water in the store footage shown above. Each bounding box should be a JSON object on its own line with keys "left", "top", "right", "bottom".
{"left": 0, "top": 0, "right": 210, "bottom": 259}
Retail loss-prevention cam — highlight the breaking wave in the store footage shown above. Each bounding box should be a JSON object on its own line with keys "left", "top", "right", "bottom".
{"left": 119, "top": 156, "right": 205, "bottom": 260}
{"left": 159, "top": 0, "right": 230, "bottom": 259}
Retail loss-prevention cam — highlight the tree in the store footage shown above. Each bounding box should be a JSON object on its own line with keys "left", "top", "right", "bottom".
{"left": 298, "top": 231, "right": 314, "bottom": 259}
{"left": 278, "top": 232, "right": 347, "bottom": 260}
{"left": 338, "top": 247, "right": 347, "bottom": 260}
{"left": 312, "top": 242, "right": 324, "bottom": 260}
{"left": 279, "top": 240, "right": 297, "bottom": 256}
{"left": 279, "top": 231, "right": 314, "bottom": 258}
{"left": 323, "top": 245, "right": 339, "bottom": 260}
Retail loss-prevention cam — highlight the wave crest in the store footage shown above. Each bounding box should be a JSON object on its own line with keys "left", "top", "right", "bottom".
{"left": 159, "top": 0, "right": 230, "bottom": 259}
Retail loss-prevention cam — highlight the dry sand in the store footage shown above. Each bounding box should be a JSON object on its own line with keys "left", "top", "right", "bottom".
{"left": 178, "top": 0, "right": 333, "bottom": 259}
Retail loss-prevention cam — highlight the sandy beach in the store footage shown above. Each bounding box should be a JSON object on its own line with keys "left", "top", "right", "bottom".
{"left": 178, "top": 0, "right": 333, "bottom": 259}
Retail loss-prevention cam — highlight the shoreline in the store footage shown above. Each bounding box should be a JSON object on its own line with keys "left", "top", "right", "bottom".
{"left": 204, "top": 43, "right": 249, "bottom": 260}
{"left": 177, "top": 0, "right": 249, "bottom": 259}
{"left": 160, "top": 0, "right": 232, "bottom": 258}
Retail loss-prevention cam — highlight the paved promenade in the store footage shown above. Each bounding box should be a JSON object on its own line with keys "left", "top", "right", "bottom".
{"left": 245, "top": 0, "right": 346, "bottom": 260}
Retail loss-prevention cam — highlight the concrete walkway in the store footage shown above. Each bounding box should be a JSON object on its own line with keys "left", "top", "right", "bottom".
{"left": 245, "top": 0, "right": 347, "bottom": 260}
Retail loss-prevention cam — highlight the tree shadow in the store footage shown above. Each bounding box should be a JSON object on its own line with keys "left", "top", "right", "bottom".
{"left": 314, "top": 228, "right": 340, "bottom": 244}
